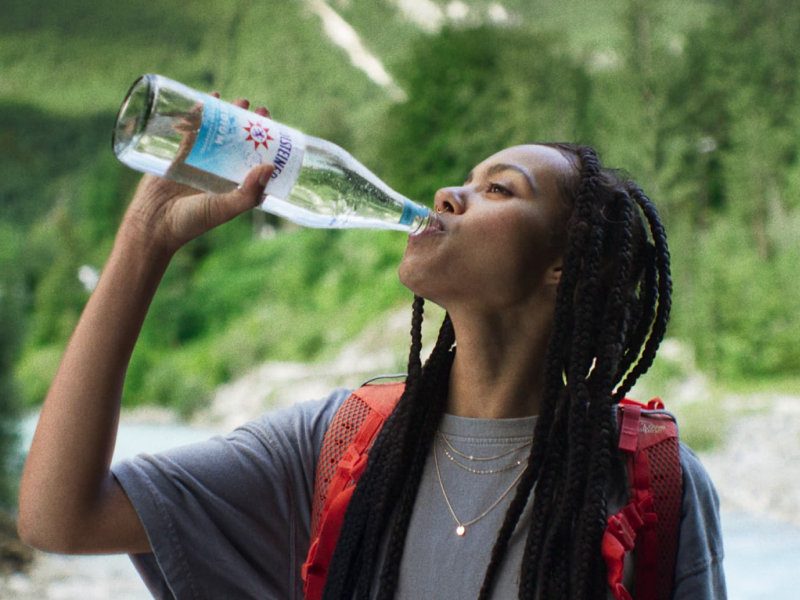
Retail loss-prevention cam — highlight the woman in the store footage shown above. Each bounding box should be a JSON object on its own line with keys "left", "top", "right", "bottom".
{"left": 18, "top": 99, "right": 725, "bottom": 599}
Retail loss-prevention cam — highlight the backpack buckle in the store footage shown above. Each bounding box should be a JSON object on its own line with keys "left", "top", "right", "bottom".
{"left": 605, "top": 493, "right": 657, "bottom": 554}
{"left": 606, "top": 512, "right": 637, "bottom": 551}
{"left": 338, "top": 448, "right": 369, "bottom": 483}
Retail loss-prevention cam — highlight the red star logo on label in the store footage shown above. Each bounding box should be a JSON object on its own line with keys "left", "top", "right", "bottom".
{"left": 243, "top": 121, "right": 274, "bottom": 150}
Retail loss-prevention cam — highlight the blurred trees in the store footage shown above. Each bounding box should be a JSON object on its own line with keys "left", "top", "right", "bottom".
{"left": 656, "top": 0, "right": 800, "bottom": 377}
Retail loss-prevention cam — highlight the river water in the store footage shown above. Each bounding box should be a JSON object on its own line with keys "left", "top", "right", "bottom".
{"left": 4, "top": 415, "right": 800, "bottom": 600}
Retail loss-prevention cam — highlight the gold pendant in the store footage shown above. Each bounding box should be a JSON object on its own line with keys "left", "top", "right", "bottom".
{"left": 456, "top": 525, "right": 466, "bottom": 536}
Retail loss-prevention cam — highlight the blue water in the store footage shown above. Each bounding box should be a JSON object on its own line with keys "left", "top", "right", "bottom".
{"left": 19, "top": 414, "right": 224, "bottom": 463}
{"left": 17, "top": 416, "right": 800, "bottom": 599}
{"left": 721, "top": 511, "right": 800, "bottom": 600}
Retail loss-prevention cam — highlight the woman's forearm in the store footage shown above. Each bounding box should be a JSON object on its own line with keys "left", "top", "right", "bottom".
{"left": 18, "top": 229, "right": 170, "bottom": 553}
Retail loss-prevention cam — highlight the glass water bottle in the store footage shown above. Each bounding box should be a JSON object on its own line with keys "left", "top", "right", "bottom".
{"left": 112, "top": 74, "right": 432, "bottom": 233}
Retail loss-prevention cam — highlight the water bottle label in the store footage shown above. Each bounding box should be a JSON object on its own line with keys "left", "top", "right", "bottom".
{"left": 185, "top": 95, "right": 306, "bottom": 199}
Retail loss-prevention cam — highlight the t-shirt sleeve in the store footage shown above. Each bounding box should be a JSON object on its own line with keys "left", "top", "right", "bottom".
{"left": 111, "top": 388, "right": 350, "bottom": 600}
{"left": 672, "top": 443, "right": 727, "bottom": 600}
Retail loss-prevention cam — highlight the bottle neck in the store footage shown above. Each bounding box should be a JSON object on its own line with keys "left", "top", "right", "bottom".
{"left": 400, "top": 199, "right": 433, "bottom": 234}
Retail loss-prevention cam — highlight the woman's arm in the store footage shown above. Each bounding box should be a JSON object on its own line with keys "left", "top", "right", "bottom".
{"left": 18, "top": 223, "right": 173, "bottom": 554}
{"left": 18, "top": 101, "right": 273, "bottom": 554}
{"left": 672, "top": 444, "right": 727, "bottom": 599}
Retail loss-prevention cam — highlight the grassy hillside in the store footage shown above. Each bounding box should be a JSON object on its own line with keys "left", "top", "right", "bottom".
{"left": 0, "top": 0, "right": 382, "bottom": 117}
{"left": 1, "top": 0, "right": 714, "bottom": 114}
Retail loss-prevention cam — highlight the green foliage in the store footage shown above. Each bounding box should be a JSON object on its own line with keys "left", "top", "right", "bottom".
{"left": 127, "top": 227, "right": 408, "bottom": 405}
{"left": 679, "top": 218, "right": 800, "bottom": 379}
{"left": 0, "top": 102, "right": 112, "bottom": 226}
{"left": 108, "top": 227, "right": 408, "bottom": 411}
{"left": 650, "top": 0, "right": 800, "bottom": 379}
{"left": 14, "top": 345, "right": 64, "bottom": 410}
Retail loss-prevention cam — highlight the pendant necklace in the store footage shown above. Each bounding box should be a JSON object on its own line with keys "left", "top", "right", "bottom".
{"left": 433, "top": 438, "right": 527, "bottom": 537}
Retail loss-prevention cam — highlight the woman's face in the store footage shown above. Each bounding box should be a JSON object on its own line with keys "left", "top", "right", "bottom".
{"left": 399, "top": 144, "right": 575, "bottom": 311}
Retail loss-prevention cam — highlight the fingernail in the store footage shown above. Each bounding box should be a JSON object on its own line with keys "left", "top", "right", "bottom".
{"left": 258, "top": 166, "right": 273, "bottom": 187}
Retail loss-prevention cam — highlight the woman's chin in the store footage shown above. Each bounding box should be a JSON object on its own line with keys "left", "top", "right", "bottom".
{"left": 397, "top": 260, "right": 422, "bottom": 296}
{"left": 397, "top": 261, "right": 435, "bottom": 302}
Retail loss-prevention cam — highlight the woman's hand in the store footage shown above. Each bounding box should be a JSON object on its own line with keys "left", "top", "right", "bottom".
{"left": 120, "top": 96, "right": 275, "bottom": 258}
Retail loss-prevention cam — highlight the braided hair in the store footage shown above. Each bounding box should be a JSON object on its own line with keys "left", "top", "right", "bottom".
{"left": 322, "top": 143, "right": 672, "bottom": 600}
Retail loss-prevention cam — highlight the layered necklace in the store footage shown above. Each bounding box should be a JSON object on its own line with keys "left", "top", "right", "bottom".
{"left": 433, "top": 431, "right": 531, "bottom": 537}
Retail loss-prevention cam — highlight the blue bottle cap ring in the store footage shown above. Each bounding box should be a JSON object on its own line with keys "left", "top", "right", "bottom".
{"left": 400, "top": 200, "right": 429, "bottom": 226}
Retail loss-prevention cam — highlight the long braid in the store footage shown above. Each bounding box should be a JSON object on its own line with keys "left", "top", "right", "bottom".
{"left": 353, "top": 297, "right": 427, "bottom": 600}
{"left": 323, "top": 298, "right": 426, "bottom": 600}
{"left": 375, "top": 316, "right": 455, "bottom": 599}
{"left": 571, "top": 189, "right": 638, "bottom": 600}
{"left": 354, "top": 298, "right": 433, "bottom": 600}
{"left": 513, "top": 144, "right": 668, "bottom": 600}
{"left": 613, "top": 244, "right": 657, "bottom": 393}
{"left": 615, "top": 184, "right": 672, "bottom": 398}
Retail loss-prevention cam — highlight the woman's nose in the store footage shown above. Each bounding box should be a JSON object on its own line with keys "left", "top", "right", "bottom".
{"left": 433, "top": 187, "right": 466, "bottom": 215}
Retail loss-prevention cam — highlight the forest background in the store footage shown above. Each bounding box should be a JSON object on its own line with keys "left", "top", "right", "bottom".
{"left": 1, "top": 0, "right": 799, "bottom": 509}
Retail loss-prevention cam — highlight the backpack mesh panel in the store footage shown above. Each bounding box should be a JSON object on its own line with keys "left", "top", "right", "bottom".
{"left": 311, "top": 395, "right": 371, "bottom": 537}
{"left": 645, "top": 436, "right": 682, "bottom": 600}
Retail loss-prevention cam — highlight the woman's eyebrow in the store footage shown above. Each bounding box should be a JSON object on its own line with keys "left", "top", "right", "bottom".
{"left": 488, "top": 164, "right": 537, "bottom": 193}
{"left": 466, "top": 164, "right": 537, "bottom": 193}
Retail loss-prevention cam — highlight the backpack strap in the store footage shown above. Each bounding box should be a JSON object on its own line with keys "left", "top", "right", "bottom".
{"left": 603, "top": 398, "right": 683, "bottom": 600}
{"left": 302, "top": 381, "right": 405, "bottom": 600}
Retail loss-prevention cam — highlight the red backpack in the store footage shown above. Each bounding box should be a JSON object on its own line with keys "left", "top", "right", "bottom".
{"left": 302, "top": 381, "right": 682, "bottom": 600}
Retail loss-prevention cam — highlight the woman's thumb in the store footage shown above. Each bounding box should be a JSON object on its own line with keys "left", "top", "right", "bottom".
{"left": 240, "top": 164, "right": 274, "bottom": 207}
{"left": 203, "top": 164, "right": 274, "bottom": 228}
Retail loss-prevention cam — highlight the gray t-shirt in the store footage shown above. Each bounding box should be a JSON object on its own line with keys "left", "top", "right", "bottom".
{"left": 112, "top": 388, "right": 726, "bottom": 600}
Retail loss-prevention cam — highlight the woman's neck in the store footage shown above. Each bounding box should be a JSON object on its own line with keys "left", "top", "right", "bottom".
{"left": 445, "top": 307, "right": 553, "bottom": 419}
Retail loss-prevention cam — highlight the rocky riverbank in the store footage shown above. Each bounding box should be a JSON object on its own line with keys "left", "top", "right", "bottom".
{"left": 0, "top": 510, "right": 34, "bottom": 576}
{"left": 699, "top": 393, "right": 800, "bottom": 527}
{"left": 1, "top": 552, "right": 151, "bottom": 600}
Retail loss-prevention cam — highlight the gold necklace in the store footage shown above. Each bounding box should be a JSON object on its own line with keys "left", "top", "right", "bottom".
{"left": 438, "top": 437, "right": 527, "bottom": 474}
{"left": 433, "top": 440, "right": 527, "bottom": 537}
{"left": 437, "top": 431, "right": 532, "bottom": 461}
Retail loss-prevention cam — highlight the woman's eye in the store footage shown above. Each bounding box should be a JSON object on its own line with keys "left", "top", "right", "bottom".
{"left": 488, "top": 183, "right": 511, "bottom": 195}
